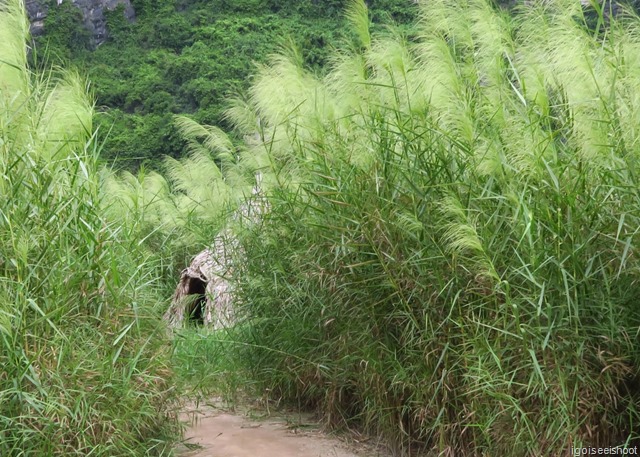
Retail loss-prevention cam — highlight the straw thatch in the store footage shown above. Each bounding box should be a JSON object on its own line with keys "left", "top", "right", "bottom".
{"left": 164, "top": 175, "right": 268, "bottom": 329}
{"left": 163, "top": 233, "right": 236, "bottom": 329}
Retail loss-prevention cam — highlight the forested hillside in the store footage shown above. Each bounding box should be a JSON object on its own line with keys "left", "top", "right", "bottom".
{"left": 35, "top": 0, "right": 417, "bottom": 167}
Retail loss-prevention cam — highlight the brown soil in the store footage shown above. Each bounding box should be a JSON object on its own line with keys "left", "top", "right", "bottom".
{"left": 176, "top": 401, "right": 390, "bottom": 457}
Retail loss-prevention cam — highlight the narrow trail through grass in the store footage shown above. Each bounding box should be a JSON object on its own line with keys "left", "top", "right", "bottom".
{"left": 171, "top": 329, "right": 392, "bottom": 456}
{"left": 176, "top": 401, "right": 390, "bottom": 457}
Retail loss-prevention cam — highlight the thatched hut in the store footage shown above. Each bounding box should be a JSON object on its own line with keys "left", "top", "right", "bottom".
{"left": 164, "top": 176, "right": 268, "bottom": 329}
{"left": 164, "top": 233, "right": 236, "bottom": 329}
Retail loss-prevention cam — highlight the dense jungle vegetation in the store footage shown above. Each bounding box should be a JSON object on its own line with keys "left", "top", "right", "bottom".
{"left": 4, "top": 0, "right": 640, "bottom": 455}
{"left": 36, "top": 0, "right": 417, "bottom": 167}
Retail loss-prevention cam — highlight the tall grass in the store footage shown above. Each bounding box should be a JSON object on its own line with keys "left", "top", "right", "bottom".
{"left": 100, "top": 112, "right": 258, "bottom": 288}
{"left": 221, "top": 0, "right": 640, "bottom": 454}
{"left": 0, "top": 0, "right": 180, "bottom": 454}
{"left": 171, "top": 325, "right": 255, "bottom": 403}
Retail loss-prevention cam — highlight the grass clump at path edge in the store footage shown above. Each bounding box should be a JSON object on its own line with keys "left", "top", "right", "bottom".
{"left": 0, "top": 0, "right": 181, "bottom": 455}
{"left": 216, "top": 0, "right": 640, "bottom": 455}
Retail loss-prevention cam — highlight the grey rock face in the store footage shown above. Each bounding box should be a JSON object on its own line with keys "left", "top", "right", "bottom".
{"left": 25, "top": 0, "right": 48, "bottom": 35}
{"left": 25, "top": 0, "right": 135, "bottom": 45}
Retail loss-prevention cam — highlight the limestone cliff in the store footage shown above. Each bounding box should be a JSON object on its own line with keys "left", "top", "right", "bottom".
{"left": 25, "top": 0, "right": 135, "bottom": 45}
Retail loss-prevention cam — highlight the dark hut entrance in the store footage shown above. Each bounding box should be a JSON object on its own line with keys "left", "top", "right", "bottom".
{"left": 184, "top": 276, "right": 207, "bottom": 325}
{"left": 164, "top": 248, "right": 235, "bottom": 330}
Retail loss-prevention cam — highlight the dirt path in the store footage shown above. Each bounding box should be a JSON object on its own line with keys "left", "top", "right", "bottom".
{"left": 176, "top": 402, "right": 390, "bottom": 457}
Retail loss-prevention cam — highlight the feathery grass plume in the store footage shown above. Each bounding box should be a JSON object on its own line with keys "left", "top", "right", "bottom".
{"left": 36, "top": 70, "right": 93, "bottom": 161}
{"left": 102, "top": 168, "right": 178, "bottom": 233}
{"left": 325, "top": 49, "right": 371, "bottom": 113}
{"left": 0, "top": 0, "right": 28, "bottom": 102}
{"left": 417, "top": 0, "right": 473, "bottom": 47}
{"left": 163, "top": 151, "right": 231, "bottom": 225}
{"left": 414, "top": 0, "right": 480, "bottom": 143}
{"left": 224, "top": 95, "right": 280, "bottom": 189}
{"left": 251, "top": 42, "right": 319, "bottom": 126}
{"left": 246, "top": 58, "right": 331, "bottom": 188}
{"left": 174, "top": 114, "right": 251, "bottom": 192}
{"left": 439, "top": 194, "right": 498, "bottom": 282}
{"left": 0, "top": 0, "right": 29, "bottom": 194}
{"left": 366, "top": 33, "right": 416, "bottom": 109}
{"left": 468, "top": 0, "right": 514, "bottom": 126}
{"left": 225, "top": 93, "right": 259, "bottom": 135}
{"left": 345, "top": 0, "right": 371, "bottom": 50}
{"left": 175, "top": 115, "right": 234, "bottom": 158}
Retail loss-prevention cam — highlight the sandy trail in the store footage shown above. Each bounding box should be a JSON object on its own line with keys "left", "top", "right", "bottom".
{"left": 176, "top": 402, "right": 388, "bottom": 457}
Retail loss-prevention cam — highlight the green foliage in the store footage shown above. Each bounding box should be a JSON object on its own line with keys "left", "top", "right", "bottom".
{"left": 207, "top": 0, "right": 640, "bottom": 454}
{"left": 36, "top": 0, "right": 416, "bottom": 169}
{"left": 104, "top": 4, "right": 135, "bottom": 43}
{"left": 96, "top": 112, "right": 187, "bottom": 165}
{"left": 35, "top": 0, "right": 91, "bottom": 56}
{"left": 0, "top": 1, "right": 180, "bottom": 454}
{"left": 171, "top": 326, "right": 254, "bottom": 401}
